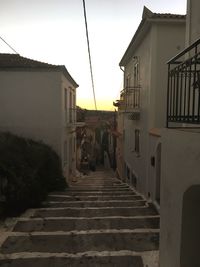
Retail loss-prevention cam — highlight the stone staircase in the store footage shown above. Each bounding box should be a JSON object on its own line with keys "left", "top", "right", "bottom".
{"left": 0, "top": 170, "right": 159, "bottom": 266}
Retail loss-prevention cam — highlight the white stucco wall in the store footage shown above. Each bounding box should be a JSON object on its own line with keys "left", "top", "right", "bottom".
{"left": 0, "top": 70, "right": 77, "bottom": 182}
{"left": 186, "top": 0, "right": 200, "bottom": 45}
{"left": 60, "top": 73, "right": 77, "bottom": 181}
{"left": 0, "top": 70, "right": 62, "bottom": 155}
{"left": 159, "top": 129, "right": 200, "bottom": 267}
{"left": 146, "top": 21, "right": 185, "bottom": 202}
{"left": 153, "top": 22, "right": 185, "bottom": 128}
{"left": 123, "top": 20, "right": 185, "bottom": 197}
{"left": 123, "top": 29, "right": 151, "bottom": 195}
{"left": 116, "top": 112, "right": 124, "bottom": 180}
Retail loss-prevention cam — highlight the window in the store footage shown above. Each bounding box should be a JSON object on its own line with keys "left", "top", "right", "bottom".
{"left": 134, "top": 62, "right": 139, "bottom": 87}
{"left": 126, "top": 75, "right": 130, "bottom": 88}
{"left": 65, "top": 89, "right": 68, "bottom": 123}
{"left": 134, "top": 129, "right": 140, "bottom": 154}
{"left": 65, "top": 89, "right": 68, "bottom": 109}
{"left": 73, "top": 94, "right": 76, "bottom": 122}
{"left": 69, "top": 91, "right": 72, "bottom": 123}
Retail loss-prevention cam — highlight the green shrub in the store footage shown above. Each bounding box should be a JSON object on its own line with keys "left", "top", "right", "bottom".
{"left": 0, "top": 132, "right": 67, "bottom": 216}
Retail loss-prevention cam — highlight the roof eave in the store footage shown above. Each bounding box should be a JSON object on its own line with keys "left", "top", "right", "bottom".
{"left": 119, "top": 18, "right": 148, "bottom": 67}
{"left": 119, "top": 16, "right": 186, "bottom": 67}
{"left": 60, "top": 66, "right": 79, "bottom": 88}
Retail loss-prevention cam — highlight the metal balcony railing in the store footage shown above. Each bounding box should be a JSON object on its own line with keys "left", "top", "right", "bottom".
{"left": 120, "top": 86, "right": 140, "bottom": 112}
{"left": 167, "top": 38, "right": 200, "bottom": 128}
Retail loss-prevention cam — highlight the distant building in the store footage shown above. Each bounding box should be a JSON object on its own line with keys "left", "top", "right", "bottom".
{"left": 0, "top": 54, "right": 78, "bottom": 183}
{"left": 76, "top": 109, "right": 116, "bottom": 172}
{"left": 117, "top": 6, "right": 185, "bottom": 200}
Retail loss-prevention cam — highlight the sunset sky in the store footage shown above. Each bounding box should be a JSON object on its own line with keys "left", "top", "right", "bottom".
{"left": 0, "top": 0, "right": 187, "bottom": 110}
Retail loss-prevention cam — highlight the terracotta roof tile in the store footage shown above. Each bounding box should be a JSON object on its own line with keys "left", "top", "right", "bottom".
{"left": 0, "top": 53, "right": 58, "bottom": 68}
{"left": 152, "top": 13, "right": 185, "bottom": 19}
{"left": 0, "top": 53, "right": 79, "bottom": 87}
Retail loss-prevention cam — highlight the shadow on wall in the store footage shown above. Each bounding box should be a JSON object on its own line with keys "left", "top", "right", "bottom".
{"left": 181, "top": 185, "right": 200, "bottom": 267}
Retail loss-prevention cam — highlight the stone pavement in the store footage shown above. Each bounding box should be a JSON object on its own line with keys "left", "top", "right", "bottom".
{"left": 0, "top": 170, "right": 159, "bottom": 266}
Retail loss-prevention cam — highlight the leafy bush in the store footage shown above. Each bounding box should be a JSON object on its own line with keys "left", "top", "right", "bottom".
{"left": 0, "top": 132, "right": 67, "bottom": 216}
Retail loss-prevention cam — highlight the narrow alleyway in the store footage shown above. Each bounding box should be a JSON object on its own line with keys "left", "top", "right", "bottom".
{"left": 0, "top": 170, "right": 159, "bottom": 266}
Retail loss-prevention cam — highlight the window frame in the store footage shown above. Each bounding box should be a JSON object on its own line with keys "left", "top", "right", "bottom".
{"left": 134, "top": 129, "right": 140, "bottom": 155}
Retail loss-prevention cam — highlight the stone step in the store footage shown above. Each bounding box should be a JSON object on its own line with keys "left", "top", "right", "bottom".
{"left": 0, "top": 232, "right": 159, "bottom": 253}
{"left": 43, "top": 200, "right": 146, "bottom": 208}
{"left": 55, "top": 191, "right": 135, "bottom": 196}
{"left": 68, "top": 187, "right": 130, "bottom": 191}
{"left": 76, "top": 179, "right": 119, "bottom": 181}
{"left": 0, "top": 255, "right": 143, "bottom": 267}
{"left": 13, "top": 217, "right": 159, "bottom": 232}
{"left": 73, "top": 184, "right": 123, "bottom": 187}
{"left": 72, "top": 181, "right": 123, "bottom": 185}
{"left": 47, "top": 195, "right": 143, "bottom": 202}
{"left": 69, "top": 186, "right": 129, "bottom": 190}
{"left": 32, "top": 207, "right": 157, "bottom": 218}
{"left": 65, "top": 186, "right": 130, "bottom": 193}
{"left": 72, "top": 178, "right": 121, "bottom": 180}
{"left": 49, "top": 192, "right": 137, "bottom": 197}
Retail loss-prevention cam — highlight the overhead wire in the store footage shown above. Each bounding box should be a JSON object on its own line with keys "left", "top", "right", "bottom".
{"left": 0, "top": 36, "right": 19, "bottom": 54}
{"left": 82, "top": 0, "right": 97, "bottom": 110}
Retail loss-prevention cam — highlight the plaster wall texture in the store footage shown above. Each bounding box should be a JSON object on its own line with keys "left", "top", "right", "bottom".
{"left": 123, "top": 21, "right": 185, "bottom": 198}
{"left": 159, "top": 128, "right": 200, "bottom": 267}
{"left": 60, "top": 74, "right": 76, "bottom": 181}
{"left": 146, "top": 22, "right": 185, "bottom": 202}
{"left": 123, "top": 29, "right": 151, "bottom": 195}
{"left": 0, "top": 71, "right": 62, "bottom": 154}
{"left": 116, "top": 112, "right": 124, "bottom": 180}
{"left": 186, "top": 0, "right": 200, "bottom": 45}
{"left": 0, "top": 70, "right": 76, "bottom": 181}
{"left": 159, "top": 1, "right": 200, "bottom": 265}
{"left": 153, "top": 23, "right": 185, "bottom": 128}
{"left": 147, "top": 134, "right": 161, "bottom": 202}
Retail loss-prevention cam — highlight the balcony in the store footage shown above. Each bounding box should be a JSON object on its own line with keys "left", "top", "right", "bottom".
{"left": 65, "top": 108, "right": 76, "bottom": 127}
{"left": 167, "top": 38, "right": 200, "bottom": 128}
{"left": 120, "top": 87, "right": 140, "bottom": 120}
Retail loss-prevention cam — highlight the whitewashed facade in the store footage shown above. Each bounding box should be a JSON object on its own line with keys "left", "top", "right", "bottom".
{"left": 0, "top": 54, "right": 78, "bottom": 183}
{"left": 119, "top": 7, "right": 185, "bottom": 199}
{"left": 160, "top": 1, "right": 200, "bottom": 266}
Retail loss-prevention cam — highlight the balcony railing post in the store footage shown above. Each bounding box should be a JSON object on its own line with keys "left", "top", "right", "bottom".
{"left": 179, "top": 68, "right": 183, "bottom": 121}
{"left": 166, "top": 38, "right": 200, "bottom": 128}
{"left": 175, "top": 67, "right": 180, "bottom": 121}
{"left": 166, "top": 64, "right": 170, "bottom": 128}
{"left": 187, "top": 60, "right": 192, "bottom": 122}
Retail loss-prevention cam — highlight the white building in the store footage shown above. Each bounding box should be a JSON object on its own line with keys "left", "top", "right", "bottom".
{"left": 0, "top": 53, "right": 78, "bottom": 183}
{"left": 159, "top": 0, "right": 200, "bottom": 266}
{"left": 119, "top": 7, "right": 185, "bottom": 200}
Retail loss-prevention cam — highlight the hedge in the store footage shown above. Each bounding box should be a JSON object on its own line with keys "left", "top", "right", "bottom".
{"left": 0, "top": 132, "right": 67, "bottom": 216}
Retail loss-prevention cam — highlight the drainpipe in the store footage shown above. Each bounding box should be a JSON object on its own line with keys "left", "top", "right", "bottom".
{"left": 120, "top": 66, "right": 124, "bottom": 72}
{"left": 119, "top": 65, "right": 125, "bottom": 92}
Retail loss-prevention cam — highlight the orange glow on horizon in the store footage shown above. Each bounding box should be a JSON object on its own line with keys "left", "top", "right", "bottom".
{"left": 77, "top": 98, "right": 116, "bottom": 111}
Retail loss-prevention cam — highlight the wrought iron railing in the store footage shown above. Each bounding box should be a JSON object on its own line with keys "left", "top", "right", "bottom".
{"left": 120, "top": 86, "right": 140, "bottom": 112}
{"left": 167, "top": 38, "right": 200, "bottom": 128}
